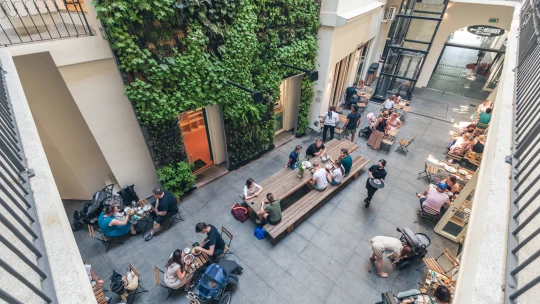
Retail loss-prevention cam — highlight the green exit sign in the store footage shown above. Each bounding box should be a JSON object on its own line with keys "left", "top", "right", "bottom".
{"left": 489, "top": 18, "right": 499, "bottom": 23}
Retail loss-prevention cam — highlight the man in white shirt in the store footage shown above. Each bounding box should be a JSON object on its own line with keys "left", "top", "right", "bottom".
{"left": 308, "top": 162, "right": 328, "bottom": 191}
{"left": 384, "top": 96, "right": 395, "bottom": 111}
{"left": 321, "top": 106, "right": 339, "bottom": 142}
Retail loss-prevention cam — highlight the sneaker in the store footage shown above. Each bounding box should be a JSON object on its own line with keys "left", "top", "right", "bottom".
{"left": 255, "top": 219, "right": 261, "bottom": 224}
{"left": 365, "top": 200, "right": 370, "bottom": 208}
{"left": 145, "top": 233, "right": 154, "bottom": 241}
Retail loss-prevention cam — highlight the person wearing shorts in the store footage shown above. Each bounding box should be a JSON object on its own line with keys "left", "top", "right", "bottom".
{"left": 308, "top": 161, "right": 328, "bottom": 191}
{"left": 326, "top": 160, "right": 344, "bottom": 186}
{"left": 256, "top": 193, "right": 282, "bottom": 225}
{"left": 343, "top": 104, "right": 362, "bottom": 142}
{"left": 369, "top": 236, "right": 411, "bottom": 278}
{"left": 145, "top": 188, "right": 178, "bottom": 241}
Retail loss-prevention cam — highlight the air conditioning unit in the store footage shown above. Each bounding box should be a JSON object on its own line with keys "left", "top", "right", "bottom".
{"left": 384, "top": 7, "right": 397, "bottom": 21}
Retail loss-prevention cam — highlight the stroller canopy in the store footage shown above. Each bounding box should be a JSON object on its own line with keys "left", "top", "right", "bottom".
{"left": 198, "top": 264, "right": 229, "bottom": 299}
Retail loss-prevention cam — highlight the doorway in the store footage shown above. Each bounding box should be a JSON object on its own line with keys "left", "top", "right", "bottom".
{"left": 329, "top": 52, "right": 355, "bottom": 106}
{"left": 179, "top": 108, "right": 214, "bottom": 173}
{"left": 427, "top": 26, "right": 507, "bottom": 99}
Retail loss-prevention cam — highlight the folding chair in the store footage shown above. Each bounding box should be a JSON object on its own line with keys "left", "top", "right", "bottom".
{"left": 154, "top": 266, "right": 179, "bottom": 300}
{"left": 417, "top": 249, "right": 460, "bottom": 277}
{"left": 395, "top": 136, "right": 416, "bottom": 155}
{"left": 417, "top": 157, "right": 439, "bottom": 184}
{"left": 88, "top": 225, "right": 123, "bottom": 254}
{"left": 121, "top": 263, "right": 148, "bottom": 304}
{"left": 473, "top": 123, "right": 489, "bottom": 136}
{"left": 218, "top": 226, "right": 234, "bottom": 261}
{"left": 168, "top": 195, "right": 185, "bottom": 227}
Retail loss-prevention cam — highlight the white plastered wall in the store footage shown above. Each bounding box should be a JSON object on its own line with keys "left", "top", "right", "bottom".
{"left": 13, "top": 52, "right": 113, "bottom": 200}
{"left": 415, "top": 0, "right": 516, "bottom": 88}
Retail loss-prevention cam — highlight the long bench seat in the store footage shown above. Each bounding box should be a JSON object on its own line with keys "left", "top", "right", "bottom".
{"left": 264, "top": 156, "right": 370, "bottom": 239}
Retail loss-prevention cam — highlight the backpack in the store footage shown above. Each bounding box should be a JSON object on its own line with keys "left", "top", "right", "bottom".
{"left": 231, "top": 203, "right": 249, "bottom": 223}
{"left": 254, "top": 226, "right": 266, "bottom": 240}
{"left": 118, "top": 185, "right": 139, "bottom": 206}
{"left": 110, "top": 270, "right": 125, "bottom": 295}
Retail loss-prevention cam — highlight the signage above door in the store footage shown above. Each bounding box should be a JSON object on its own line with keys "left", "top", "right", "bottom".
{"left": 467, "top": 25, "right": 504, "bottom": 37}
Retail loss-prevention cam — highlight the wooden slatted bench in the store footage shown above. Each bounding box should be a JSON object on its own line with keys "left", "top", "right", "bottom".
{"left": 264, "top": 156, "right": 370, "bottom": 239}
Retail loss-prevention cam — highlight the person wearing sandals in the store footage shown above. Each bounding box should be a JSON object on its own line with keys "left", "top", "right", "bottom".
{"left": 164, "top": 249, "right": 193, "bottom": 291}
{"left": 369, "top": 236, "right": 412, "bottom": 278}
{"left": 256, "top": 193, "right": 281, "bottom": 225}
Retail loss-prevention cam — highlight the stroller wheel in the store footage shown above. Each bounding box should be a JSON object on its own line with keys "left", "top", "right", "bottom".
{"left": 218, "top": 292, "right": 232, "bottom": 304}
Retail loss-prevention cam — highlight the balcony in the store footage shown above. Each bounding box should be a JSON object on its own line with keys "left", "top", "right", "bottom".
{"left": 0, "top": 0, "right": 92, "bottom": 46}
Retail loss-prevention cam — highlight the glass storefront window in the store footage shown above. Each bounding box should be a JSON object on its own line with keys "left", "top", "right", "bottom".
{"left": 405, "top": 19, "right": 439, "bottom": 43}
{"left": 374, "top": 75, "right": 415, "bottom": 100}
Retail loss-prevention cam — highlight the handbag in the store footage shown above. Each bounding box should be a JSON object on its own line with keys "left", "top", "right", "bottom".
{"left": 110, "top": 270, "right": 125, "bottom": 295}
{"left": 231, "top": 203, "right": 249, "bottom": 223}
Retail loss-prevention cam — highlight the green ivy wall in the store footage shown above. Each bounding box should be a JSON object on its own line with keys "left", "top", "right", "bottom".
{"left": 94, "top": 0, "right": 320, "bottom": 195}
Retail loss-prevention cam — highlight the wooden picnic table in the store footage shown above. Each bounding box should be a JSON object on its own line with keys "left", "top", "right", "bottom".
{"left": 245, "top": 139, "right": 359, "bottom": 212}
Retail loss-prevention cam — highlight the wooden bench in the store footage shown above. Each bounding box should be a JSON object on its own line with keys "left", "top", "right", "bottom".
{"left": 263, "top": 156, "right": 370, "bottom": 239}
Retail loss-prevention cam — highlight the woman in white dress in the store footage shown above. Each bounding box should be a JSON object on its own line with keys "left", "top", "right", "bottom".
{"left": 164, "top": 249, "right": 193, "bottom": 291}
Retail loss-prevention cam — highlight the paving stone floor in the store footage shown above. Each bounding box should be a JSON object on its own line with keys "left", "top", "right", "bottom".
{"left": 71, "top": 94, "right": 482, "bottom": 304}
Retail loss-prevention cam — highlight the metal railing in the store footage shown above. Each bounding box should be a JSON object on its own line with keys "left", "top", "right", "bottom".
{"left": 0, "top": 67, "right": 56, "bottom": 303}
{"left": 0, "top": 0, "right": 92, "bottom": 46}
{"left": 505, "top": 1, "right": 540, "bottom": 303}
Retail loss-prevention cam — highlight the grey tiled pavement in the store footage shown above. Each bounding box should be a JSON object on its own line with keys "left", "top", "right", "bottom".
{"left": 71, "top": 94, "right": 482, "bottom": 303}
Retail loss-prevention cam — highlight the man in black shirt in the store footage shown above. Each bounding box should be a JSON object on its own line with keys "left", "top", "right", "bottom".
{"left": 194, "top": 222, "right": 226, "bottom": 259}
{"left": 145, "top": 188, "right": 179, "bottom": 241}
{"left": 306, "top": 139, "right": 327, "bottom": 159}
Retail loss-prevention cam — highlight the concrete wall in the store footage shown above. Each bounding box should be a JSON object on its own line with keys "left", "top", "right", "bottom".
{"left": 416, "top": 0, "right": 516, "bottom": 87}
{"left": 13, "top": 52, "right": 113, "bottom": 200}
{"left": 58, "top": 59, "right": 158, "bottom": 196}
{"left": 311, "top": 7, "right": 384, "bottom": 127}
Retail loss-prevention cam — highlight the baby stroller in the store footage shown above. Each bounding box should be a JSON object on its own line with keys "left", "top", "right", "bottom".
{"left": 393, "top": 227, "right": 430, "bottom": 269}
{"left": 379, "top": 290, "right": 428, "bottom": 304}
{"left": 186, "top": 261, "right": 242, "bottom": 304}
{"left": 71, "top": 184, "right": 118, "bottom": 231}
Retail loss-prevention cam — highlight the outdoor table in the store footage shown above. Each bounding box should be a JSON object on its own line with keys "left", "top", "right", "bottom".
{"left": 185, "top": 246, "right": 209, "bottom": 275}
{"left": 245, "top": 139, "right": 359, "bottom": 212}
{"left": 427, "top": 158, "right": 475, "bottom": 186}
{"left": 134, "top": 198, "right": 155, "bottom": 237}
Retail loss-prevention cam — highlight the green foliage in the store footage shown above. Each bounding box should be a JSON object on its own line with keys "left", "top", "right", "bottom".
{"left": 94, "top": 0, "right": 320, "bottom": 174}
{"left": 156, "top": 162, "right": 196, "bottom": 197}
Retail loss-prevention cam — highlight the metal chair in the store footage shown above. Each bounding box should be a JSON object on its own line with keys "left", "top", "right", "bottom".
{"left": 121, "top": 263, "right": 148, "bottom": 304}
{"left": 395, "top": 136, "right": 416, "bottom": 155}
{"left": 218, "top": 226, "right": 234, "bottom": 261}
{"left": 88, "top": 225, "right": 123, "bottom": 254}
{"left": 168, "top": 195, "right": 185, "bottom": 227}
{"left": 154, "top": 266, "right": 179, "bottom": 300}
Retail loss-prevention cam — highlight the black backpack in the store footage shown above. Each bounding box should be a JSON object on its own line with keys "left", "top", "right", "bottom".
{"left": 118, "top": 185, "right": 139, "bottom": 206}
{"left": 110, "top": 270, "right": 125, "bottom": 295}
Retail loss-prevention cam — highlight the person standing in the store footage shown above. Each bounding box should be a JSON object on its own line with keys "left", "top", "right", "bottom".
{"left": 365, "top": 160, "right": 387, "bottom": 208}
{"left": 322, "top": 106, "right": 339, "bottom": 142}
{"left": 367, "top": 111, "right": 389, "bottom": 150}
{"left": 343, "top": 104, "right": 362, "bottom": 142}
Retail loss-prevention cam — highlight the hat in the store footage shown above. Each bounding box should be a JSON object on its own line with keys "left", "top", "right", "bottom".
{"left": 437, "top": 182, "right": 447, "bottom": 189}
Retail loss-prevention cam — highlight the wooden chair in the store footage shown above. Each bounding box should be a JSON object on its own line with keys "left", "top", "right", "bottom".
{"left": 417, "top": 158, "right": 439, "bottom": 184}
{"left": 218, "top": 226, "right": 234, "bottom": 261}
{"left": 395, "top": 136, "right": 416, "bottom": 155}
{"left": 168, "top": 195, "right": 185, "bottom": 227}
{"left": 154, "top": 266, "right": 179, "bottom": 300}
{"left": 464, "top": 151, "right": 482, "bottom": 169}
{"left": 418, "top": 249, "right": 460, "bottom": 277}
{"left": 474, "top": 123, "right": 489, "bottom": 136}
{"left": 88, "top": 225, "right": 123, "bottom": 254}
{"left": 446, "top": 151, "right": 464, "bottom": 163}
{"left": 93, "top": 284, "right": 108, "bottom": 304}
{"left": 121, "top": 263, "right": 148, "bottom": 304}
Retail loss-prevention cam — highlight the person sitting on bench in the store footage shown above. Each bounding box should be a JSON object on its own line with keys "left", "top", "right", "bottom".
{"left": 416, "top": 182, "right": 450, "bottom": 215}
{"left": 256, "top": 193, "right": 282, "bottom": 225}
{"left": 330, "top": 148, "right": 352, "bottom": 175}
{"left": 345, "top": 85, "right": 360, "bottom": 105}
{"left": 306, "top": 139, "right": 327, "bottom": 159}
{"left": 308, "top": 161, "right": 328, "bottom": 191}
{"left": 145, "top": 188, "right": 178, "bottom": 241}
{"left": 326, "top": 161, "right": 344, "bottom": 186}
{"left": 286, "top": 145, "right": 302, "bottom": 170}
{"left": 194, "top": 222, "right": 225, "bottom": 260}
